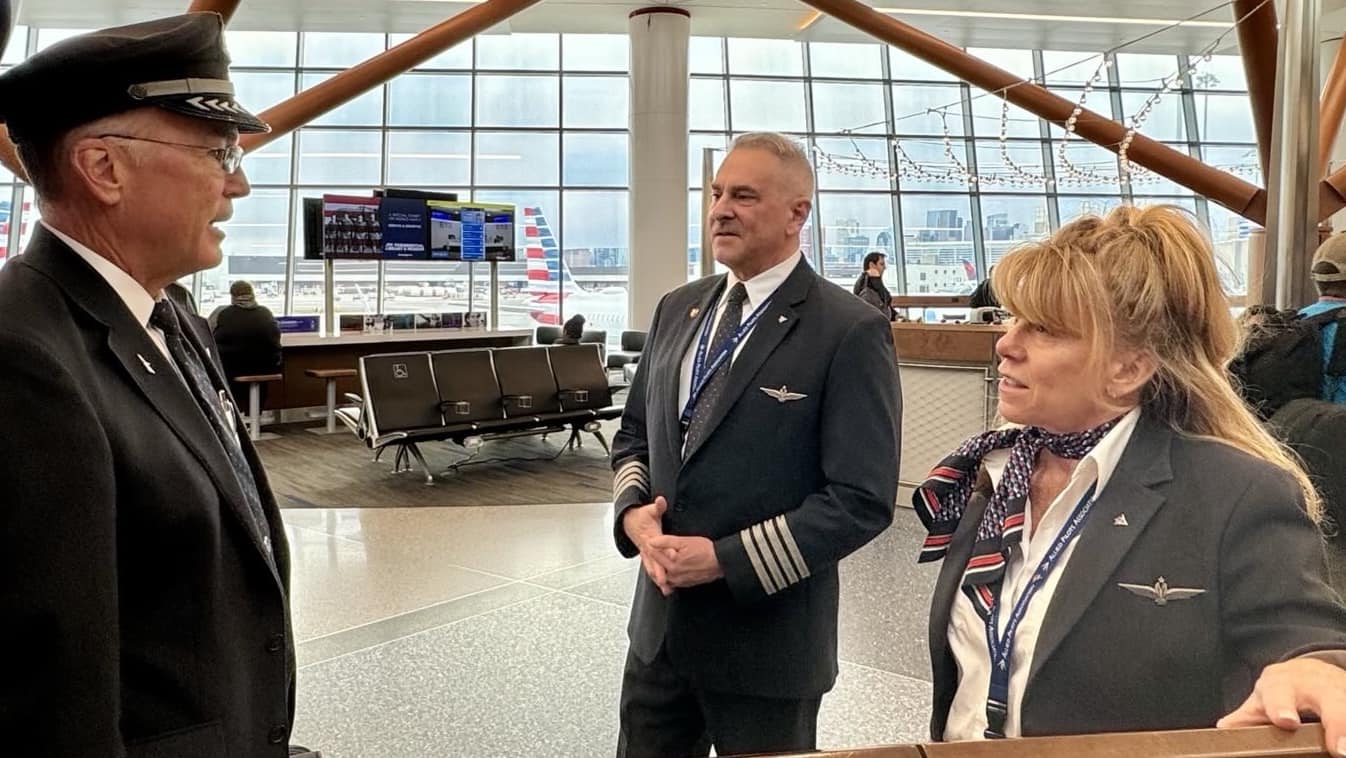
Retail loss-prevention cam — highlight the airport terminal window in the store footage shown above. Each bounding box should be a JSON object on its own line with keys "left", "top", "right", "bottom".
{"left": 232, "top": 71, "right": 299, "bottom": 116}
{"left": 887, "top": 46, "right": 957, "bottom": 81}
{"left": 1193, "top": 93, "right": 1257, "bottom": 143}
{"left": 892, "top": 84, "right": 965, "bottom": 136}
{"left": 389, "top": 36, "right": 472, "bottom": 70}
{"left": 810, "top": 81, "right": 887, "bottom": 135}
{"left": 204, "top": 189, "right": 290, "bottom": 315}
{"left": 689, "top": 79, "right": 727, "bottom": 131}
{"left": 728, "top": 79, "right": 808, "bottom": 132}
{"left": 562, "top": 34, "right": 628, "bottom": 72}
{"left": 562, "top": 133, "right": 629, "bottom": 187}
{"left": 813, "top": 136, "right": 891, "bottom": 192}
{"left": 1202, "top": 144, "right": 1261, "bottom": 186}
{"left": 301, "top": 72, "right": 384, "bottom": 127}
{"left": 475, "top": 74, "right": 560, "bottom": 128}
{"left": 1041, "top": 50, "right": 1108, "bottom": 85}
{"left": 474, "top": 132, "right": 560, "bottom": 186}
{"left": 980, "top": 195, "right": 1051, "bottom": 268}
{"left": 893, "top": 139, "right": 969, "bottom": 192}
{"left": 900, "top": 194, "right": 977, "bottom": 294}
{"left": 816, "top": 192, "right": 898, "bottom": 292}
{"left": 385, "top": 132, "right": 472, "bottom": 187}
{"left": 688, "top": 190, "right": 704, "bottom": 281}
{"left": 562, "top": 191, "right": 630, "bottom": 332}
{"left": 475, "top": 188, "right": 562, "bottom": 330}
{"left": 808, "top": 42, "right": 884, "bottom": 79}
{"left": 1049, "top": 136, "right": 1123, "bottom": 194}
{"left": 974, "top": 140, "right": 1051, "bottom": 194}
{"left": 727, "top": 38, "right": 803, "bottom": 77}
{"left": 562, "top": 76, "right": 629, "bottom": 129}
{"left": 1120, "top": 90, "right": 1187, "bottom": 141}
{"left": 388, "top": 75, "right": 473, "bottom": 127}
{"left": 301, "top": 32, "right": 384, "bottom": 68}
{"left": 224, "top": 30, "right": 297, "bottom": 68}
{"left": 2, "top": 25, "right": 25, "bottom": 63}
{"left": 689, "top": 37, "right": 726, "bottom": 75}
{"left": 297, "top": 130, "right": 382, "bottom": 186}
{"left": 970, "top": 94, "right": 1041, "bottom": 139}
{"left": 476, "top": 33, "right": 559, "bottom": 70}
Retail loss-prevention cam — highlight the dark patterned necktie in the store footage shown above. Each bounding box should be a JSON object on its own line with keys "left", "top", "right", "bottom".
{"left": 150, "top": 299, "right": 274, "bottom": 564}
{"left": 683, "top": 282, "right": 748, "bottom": 453}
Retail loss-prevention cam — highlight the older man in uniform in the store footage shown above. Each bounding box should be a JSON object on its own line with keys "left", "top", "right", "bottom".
{"left": 0, "top": 14, "right": 313, "bottom": 757}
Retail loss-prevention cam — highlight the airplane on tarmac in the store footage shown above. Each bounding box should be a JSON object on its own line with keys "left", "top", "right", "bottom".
{"left": 521, "top": 206, "right": 628, "bottom": 331}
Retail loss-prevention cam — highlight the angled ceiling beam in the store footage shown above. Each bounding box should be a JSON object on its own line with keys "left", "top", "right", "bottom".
{"left": 240, "top": 0, "right": 542, "bottom": 153}
{"left": 1319, "top": 24, "right": 1346, "bottom": 178}
{"left": 1233, "top": 0, "right": 1276, "bottom": 178}
{"left": 187, "top": 0, "right": 242, "bottom": 25}
{"left": 800, "top": 0, "right": 1268, "bottom": 225}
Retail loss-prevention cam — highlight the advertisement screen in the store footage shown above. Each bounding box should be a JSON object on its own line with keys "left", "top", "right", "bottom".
{"left": 426, "top": 201, "right": 515, "bottom": 261}
{"left": 321, "top": 194, "right": 382, "bottom": 260}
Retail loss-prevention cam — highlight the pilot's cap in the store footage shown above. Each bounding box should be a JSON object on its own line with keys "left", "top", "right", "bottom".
{"left": 0, "top": 12, "right": 268, "bottom": 144}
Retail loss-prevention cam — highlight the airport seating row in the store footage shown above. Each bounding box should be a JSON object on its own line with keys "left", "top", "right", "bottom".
{"left": 337, "top": 344, "right": 621, "bottom": 483}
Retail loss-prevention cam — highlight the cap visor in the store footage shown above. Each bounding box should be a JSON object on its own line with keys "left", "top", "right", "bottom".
{"left": 155, "top": 95, "right": 270, "bottom": 133}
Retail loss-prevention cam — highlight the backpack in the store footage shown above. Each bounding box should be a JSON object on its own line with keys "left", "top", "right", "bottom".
{"left": 1229, "top": 306, "right": 1346, "bottom": 419}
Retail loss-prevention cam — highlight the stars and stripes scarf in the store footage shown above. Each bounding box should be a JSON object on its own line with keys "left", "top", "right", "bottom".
{"left": 913, "top": 418, "right": 1119, "bottom": 618}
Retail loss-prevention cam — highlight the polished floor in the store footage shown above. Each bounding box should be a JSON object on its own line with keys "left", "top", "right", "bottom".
{"left": 282, "top": 492, "right": 940, "bottom": 757}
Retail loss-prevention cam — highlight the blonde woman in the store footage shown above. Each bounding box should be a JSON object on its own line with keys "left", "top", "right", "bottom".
{"left": 913, "top": 206, "right": 1346, "bottom": 753}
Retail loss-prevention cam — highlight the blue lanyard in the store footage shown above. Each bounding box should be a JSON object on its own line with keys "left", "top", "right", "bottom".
{"left": 680, "top": 289, "right": 773, "bottom": 429}
{"left": 983, "top": 482, "right": 1097, "bottom": 739}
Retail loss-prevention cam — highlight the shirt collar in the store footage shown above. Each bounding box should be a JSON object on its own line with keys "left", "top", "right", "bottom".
{"left": 983, "top": 406, "right": 1142, "bottom": 495}
{"left": 42, "top": 220, "right": 159, "bottom": 328}
{"left": 725, "top": 250, "right": 801, "bottom": 312}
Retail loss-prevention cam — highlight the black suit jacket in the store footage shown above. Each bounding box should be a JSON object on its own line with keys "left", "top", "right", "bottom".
{"left": 927, "top": 413, "right": 1346, "bottom": 739}
{"left": 0, "top": 228, "right": 295, "bottom": 758}
{"left": 611, "top": 258, "right": 902, "bottom": 697}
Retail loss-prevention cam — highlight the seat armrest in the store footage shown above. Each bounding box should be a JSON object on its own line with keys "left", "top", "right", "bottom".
{"left": 502, "top": 394, "right": 534, "bottom": 412}
{"left": 343, "top": 393, "right": 364, "bottom": 406}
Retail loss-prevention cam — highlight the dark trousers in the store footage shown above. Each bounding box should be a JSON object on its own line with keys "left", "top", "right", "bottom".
{"left": 616, "top": 645, "right": 821, "bottom": 758}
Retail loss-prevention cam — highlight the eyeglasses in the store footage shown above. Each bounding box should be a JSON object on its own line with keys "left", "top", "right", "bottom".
{"left": 98, "top": 134, "right": 244, "bottom": 174}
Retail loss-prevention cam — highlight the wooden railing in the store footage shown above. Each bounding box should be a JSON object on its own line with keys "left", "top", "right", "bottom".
{"left": 762, "top": 725, "right": 1328, "bottom": 758}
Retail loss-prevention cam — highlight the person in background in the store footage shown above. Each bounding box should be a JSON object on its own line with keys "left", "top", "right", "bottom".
{"left": 915, "top": 205, "right": 1346, "bottom": 753}
{"left": 556, "top": 312, "right": 586, "bottom": 345}
{"left": 211, "top": 280, "right": 282, "bottom": 407}
{"left": 610, "top": 132, "right": 901, "bottom": 757}
{"left": 1299, "top": 233, "right": 1346, "bottom": 405}
{"left": 0, "top": 13, "right": 304, "bottom": 756}
{"left": 853, "top": 251, "right": 896, "bottom": 321}
{"left": 968, "top": 265, "right": 1000, "bottom": 309}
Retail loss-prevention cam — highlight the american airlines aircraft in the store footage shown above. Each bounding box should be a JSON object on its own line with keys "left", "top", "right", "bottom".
{"left": 521, "top": 206, "right": 628, "bottom": 332}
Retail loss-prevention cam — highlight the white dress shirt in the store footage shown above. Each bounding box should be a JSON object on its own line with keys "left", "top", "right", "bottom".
{"left": 42, "top": 221, "right": 172, "bottom": 361}
{"left": 944, "top": 407, "right": 1142, "bottom": 740}
{"left": 676, "top": 250, "right": 801, "bottom": 420}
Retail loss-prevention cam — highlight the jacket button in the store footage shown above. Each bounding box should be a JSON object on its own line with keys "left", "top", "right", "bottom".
{"left": 266, "top": 633, "right": 285, "bottom": 653}
{"left": 268, "top": 725, "right": 287, "bottom": 744}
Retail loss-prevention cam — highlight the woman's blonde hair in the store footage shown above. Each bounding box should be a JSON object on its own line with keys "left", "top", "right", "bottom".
{"left": 992, "top": 204, "right": 1321, "bottom": 520}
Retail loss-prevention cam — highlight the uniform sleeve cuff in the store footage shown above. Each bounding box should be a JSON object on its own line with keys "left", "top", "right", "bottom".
{"left": 715, "top": 515, "right": 811, "bottom": 602}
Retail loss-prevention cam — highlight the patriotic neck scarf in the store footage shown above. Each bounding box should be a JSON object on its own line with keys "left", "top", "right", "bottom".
{"left": 913, "top": 418, "right": 1120, "bottom": 617}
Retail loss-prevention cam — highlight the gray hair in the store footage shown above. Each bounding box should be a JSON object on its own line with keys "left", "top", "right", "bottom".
{"left": 729, "top": 131, "right": 815, "bottom": 197}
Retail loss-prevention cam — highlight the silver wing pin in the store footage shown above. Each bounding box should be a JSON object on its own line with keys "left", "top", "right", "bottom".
{"left": 1117, "top": 576, "right": 1205, "bottom": 606}
{"left": 760, "top": 385, "right": 807, "bottom": 403}
{"left": 137, "top": 353, "right": 156, "bottom": 375}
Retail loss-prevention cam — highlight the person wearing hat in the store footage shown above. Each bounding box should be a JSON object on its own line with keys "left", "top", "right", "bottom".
{"left": 0, "top": 13, "right": 307, "bottom": 757}
{"left": 210, "top": 280, "right": 283, "bottom": 406}
{"left": 1299, "top": 233, "right": 1346, "bottom": 405}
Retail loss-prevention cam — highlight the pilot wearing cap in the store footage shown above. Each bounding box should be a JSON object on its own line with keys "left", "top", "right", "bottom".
{"left": 0, "top": 13, "right": 305, "bottom": 757}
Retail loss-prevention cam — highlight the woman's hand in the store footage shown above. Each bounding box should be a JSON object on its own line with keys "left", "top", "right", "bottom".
{"left": 1217, "top": 657, "right": 1346, "bottom": 757}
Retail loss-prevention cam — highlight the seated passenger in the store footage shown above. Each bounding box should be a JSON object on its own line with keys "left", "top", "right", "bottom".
{"left": 913, "top": 205, "right": 1346, "bottom": 750}
{"left": 556, "top": 313, "right": 585, "bottom": 345}
{"left": 209, "top": 280, "right": 282, "bottom": 404}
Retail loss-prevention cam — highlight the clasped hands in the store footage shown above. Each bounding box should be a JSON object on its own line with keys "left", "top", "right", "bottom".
{"left": 622, "top": 496, "right": 722, "bottom": 596}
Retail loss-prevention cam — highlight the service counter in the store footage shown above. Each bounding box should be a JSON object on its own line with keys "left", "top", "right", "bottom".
{"left": 269, "top": 328, "right": 532, "bottom": 410}
{"left": 891, "top": 322, "right": 1005, "bottom": 488}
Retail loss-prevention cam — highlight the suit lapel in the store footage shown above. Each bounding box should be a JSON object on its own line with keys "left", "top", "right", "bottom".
{"left": 659, "top": 278, "right": 725, "bottom": 462}
{"left": 1026, "top": 415, "right": 1174, "bottom": 686}
{"left": 23, "top": 229, "right": 275, "bottom": 575}
{"left": 681, "top": 259, "right": 811, "bottom": 464}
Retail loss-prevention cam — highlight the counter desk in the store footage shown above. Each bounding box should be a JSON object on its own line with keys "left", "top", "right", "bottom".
{"left": 891, "top": 322, "right": 1005, "bottom": 489}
